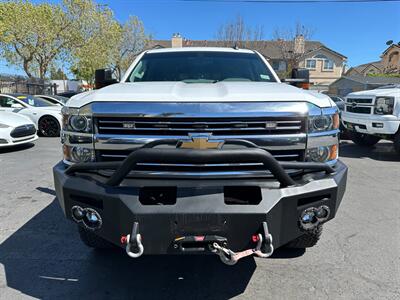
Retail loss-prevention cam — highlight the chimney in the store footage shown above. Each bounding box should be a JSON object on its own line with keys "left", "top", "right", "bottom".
{"left": 294, "top": 34, "right": 305, "bottom": 54}
{"left": 171, "top": 33, "right": 183, "bottom": 48}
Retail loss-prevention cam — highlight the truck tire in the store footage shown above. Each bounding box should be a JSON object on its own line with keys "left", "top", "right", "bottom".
{"left": 394, "top": 132, "right": 400, "bottom": 154}
{"left": 286, "top": 226, "right": 323, "bottom": 248}
{"left": 78, "top": 226, "right": 114, "bottom": 249}
{"left": 349, "top": 132, "right": 380, "bottom": 146}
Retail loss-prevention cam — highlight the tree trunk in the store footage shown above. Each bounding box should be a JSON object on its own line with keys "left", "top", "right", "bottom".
{"left": 22, "top": 60, "right": 33, "bottom": 78}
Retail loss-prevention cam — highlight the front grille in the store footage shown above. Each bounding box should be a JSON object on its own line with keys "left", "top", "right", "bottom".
{"left": 345, "top": 106, "right": 372, "bottom": 114}
{"left": 97, "top": 149, "right": 304, "bottom": 163}
{"left": 95, "top": 117, "right": 305, "bottom": 136}
{"left": 10, "top": 124, "right": 36, "bottom": 138}
{"left": 346, "top": 98, "right": 373, "bottom": 104}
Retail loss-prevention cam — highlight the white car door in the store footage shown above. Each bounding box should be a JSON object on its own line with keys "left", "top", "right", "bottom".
{"left": 0, "top": 95, "right": 26, "bottom": 113}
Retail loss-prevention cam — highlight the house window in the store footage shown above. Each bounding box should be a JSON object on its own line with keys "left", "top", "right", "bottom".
{"left": 306, "top": 59, "right": 316, "bottom": 69}
{"left": 314, "top": 54, "right": 334, "bottom": 71}
{"left": 323, "top": 59, "right": 334, "bottom": 71}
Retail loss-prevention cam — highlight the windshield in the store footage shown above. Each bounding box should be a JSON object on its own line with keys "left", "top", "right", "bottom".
{"left": 127, "top": 51, "right": 276, "bottom": 83}
{"left": 37, "top": 95, "right": 68, "bottom": 104}
{"left": 13, "top": 94, "right": 57, "bottom": 107}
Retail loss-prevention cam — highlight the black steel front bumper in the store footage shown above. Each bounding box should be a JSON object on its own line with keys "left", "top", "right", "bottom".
{"left": 53, "top": 142, "right": 347, "bottom": 254}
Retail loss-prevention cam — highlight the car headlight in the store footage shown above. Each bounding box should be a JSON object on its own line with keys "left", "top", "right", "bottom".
{"left": 374, "top": 97, "right": 394, "bottom": 115}
{"left": 308, "top": 113, "right": 339, "bottom": 132}
{"left": 307, "top": 144, "right": 338, "bottom": 163}
{"left": 63, "top": 145, "right": 95, "bottom": 163}
{"left": 70, "top": 115, "right": 90, "bottom": 132}
{"left": 0, "top": 123, "right": 10, "bottom": 128}
{"left": 62, "top": 106, "right": 92, "bottom": 133}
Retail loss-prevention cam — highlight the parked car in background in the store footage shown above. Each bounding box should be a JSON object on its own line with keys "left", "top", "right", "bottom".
{"left": 0, "top": 93, "right": 62, "bottom": 137}
{"left": 0, "top": 111, "right": 38, "bottom": 147}
{"left": 342, "top": 85, "right": 400, "bottom": 153}
{"left": 328, "top": 95, "right": 345, "bottom": 111}
{"left": 35, "top": 94, "right": 69, "bottom": 106}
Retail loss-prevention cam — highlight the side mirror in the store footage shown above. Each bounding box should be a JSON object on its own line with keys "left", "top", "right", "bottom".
{"left": 11, "top": 103, "right": 24, "bottom": 109}
{"left": 95, "top": 69, "right": 118, "bottom": 89}
{"left": 282, "top": 68, "right": 310, "bottom": 89}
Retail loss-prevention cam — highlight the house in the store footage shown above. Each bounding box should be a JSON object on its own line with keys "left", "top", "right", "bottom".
{"left": 328, "top": 75, "right": 400, "bottom": 96}
{"left": 345, "top": 61, "right": 384, "bottom": 76}
{"left": 146, "top": 34, "right": 347, "bottom": 91}
{"left": 381, "top": 43, "right": 400, "bottom": 74}
{"left": 345, "top": 43, "right": 400, "bottom": 77}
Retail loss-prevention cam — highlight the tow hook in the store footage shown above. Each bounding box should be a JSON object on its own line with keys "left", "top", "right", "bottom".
{"left": 211, "top": 221, "right": 274, "bottom": 265}
{"left": 121, "top": 222, "right": 144, "bottom": 258}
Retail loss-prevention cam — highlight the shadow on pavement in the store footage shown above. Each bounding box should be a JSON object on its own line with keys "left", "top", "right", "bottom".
{"left": 0, "top": 142, "right": 35, "bottom": 154}
{"left": 339, "top": 140, "right": 400, "bottom": 162}
{"left": 0, "top": 200, "right": 259, "bottom": 299}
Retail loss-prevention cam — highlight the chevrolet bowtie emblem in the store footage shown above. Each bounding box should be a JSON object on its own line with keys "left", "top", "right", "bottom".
{"left": 178, "top": 135, "right": 224, "bottom": 150}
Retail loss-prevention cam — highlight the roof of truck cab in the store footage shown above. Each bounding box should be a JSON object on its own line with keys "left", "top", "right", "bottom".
{"left": 144, "top": 47, "right": 256, "bottom": 54}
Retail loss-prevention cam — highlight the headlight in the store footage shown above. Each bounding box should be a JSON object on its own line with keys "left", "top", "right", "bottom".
{"left": 70, "top": 115, "right": 89, "bottom": 132}
{"left": 62, "top": 106, "right": 92, "bottom": 133}
{"left": 308, "top": 113, "right": 339, "bottom": 132}
{"left": 374, "top": 97, "right": 394, "bottom": 115}
{"left": 307, "top": 144, "right": 338, "bottom": 163}
{"left": 0, "top": 123, "right": 10, "bottom": 128}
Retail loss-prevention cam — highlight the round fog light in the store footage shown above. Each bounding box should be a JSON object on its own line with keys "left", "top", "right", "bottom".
{"left": 300, "top": 208, "right": 319, "bottom": 230}
{"left": 301, "top": 211, "right": 314, "bottom": 223}
{"left": 71, "top": 206, "right": 84, "bottom": 221}
{"left": 316, "top": 205, "right": 330, "bottom": 220}
{"left": 82, "top": 208, "right": 102, "bottom": 230}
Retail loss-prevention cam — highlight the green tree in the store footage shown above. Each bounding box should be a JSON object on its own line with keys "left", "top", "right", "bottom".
{"left": 0, "top": 0, "right": 80, "bottom": 79}
{"left": 0, "top": 0, "right": 140, "bottom": 82}
{"left": 50, "top": 67, "right": 68, "bottom": 80}
{"left": 69, "top": 2, "right": 122, "bottom": 83}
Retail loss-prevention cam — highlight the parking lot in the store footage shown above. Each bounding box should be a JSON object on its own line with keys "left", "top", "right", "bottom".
{"left": 0, "top": 138, "right": 399, "bottom": 299}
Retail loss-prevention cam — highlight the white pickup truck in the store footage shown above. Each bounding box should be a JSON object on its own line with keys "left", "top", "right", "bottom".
{"left": 53, "top": 47, "right": 347, "bottom": 265}
{"left": 341, "top": 85, "right": 400, "bottom": 153}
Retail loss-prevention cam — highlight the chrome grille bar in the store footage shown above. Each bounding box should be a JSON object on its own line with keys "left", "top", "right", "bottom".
{"left": 96, "top": 117, "right": 305, "bottom": 136}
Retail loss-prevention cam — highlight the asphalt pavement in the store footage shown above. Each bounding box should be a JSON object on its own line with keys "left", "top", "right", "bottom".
{"left": 0, "top": 138, "right": 399, "bottom": 299}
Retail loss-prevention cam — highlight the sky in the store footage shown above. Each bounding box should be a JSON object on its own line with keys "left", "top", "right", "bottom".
{"left": 1, "top": 0, "right": 400, "bottom": 76}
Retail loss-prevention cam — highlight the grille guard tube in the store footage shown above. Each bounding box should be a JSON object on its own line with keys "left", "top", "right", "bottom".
{"left": 65, "top": 139, "right": 334, "bottom": 188}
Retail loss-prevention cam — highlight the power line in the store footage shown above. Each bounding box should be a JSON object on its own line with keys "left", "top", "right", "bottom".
{"left": 180, "top": 0, "right": 400, "bottom": 3}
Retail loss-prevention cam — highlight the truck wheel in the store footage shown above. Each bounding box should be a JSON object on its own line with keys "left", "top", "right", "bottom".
{"left": 78, "top": 226, "right": 114, "bottom": 249}
{"left": 394, "top": 132, "right": 400, "bottom": 154}
{"left": 349, "top": 132, "right": 380, "bottom": 146}
{"left": 286, "top": 226, "right": 322, "bottom": 248}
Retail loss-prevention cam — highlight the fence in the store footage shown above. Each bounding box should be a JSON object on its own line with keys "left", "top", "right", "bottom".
{"left": 0, "top": 75, "right": 57, "bottom": 95}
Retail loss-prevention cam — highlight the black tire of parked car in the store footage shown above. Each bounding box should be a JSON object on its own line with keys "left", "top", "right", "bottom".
{"left": 78, "top": 226, "right": 115, "bottom": 249}
{"left": 38, "top": 115, "right": 60, "bottom": 137}
{"left": 285, "top": 225, "right": 322, "bottom": 248}
{"left": 394, "top": 132, "right": 400, "bottom": 154}
{"left": 349, "top": 132, "right": 381, "bottom": 147}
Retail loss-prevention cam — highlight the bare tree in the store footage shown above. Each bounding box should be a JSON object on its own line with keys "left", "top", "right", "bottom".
{"left": 113, "top": 16, "right": 151, "bottom": 80}
{"left": 273, "top": 22, "right": 314, "bottom": 76}
{"left": 216, "top": 15, "right": 264, "bottom": 48}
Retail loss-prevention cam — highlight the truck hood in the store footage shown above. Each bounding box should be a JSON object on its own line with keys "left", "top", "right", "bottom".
{"left": 346, "top": 88, "right": 400, "bottom": 98}
{"left": 0, "top": 111, "right": 34, "bottom": 127}
{"left": 68, "top": 82, "right": 333, "bottom": 108}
